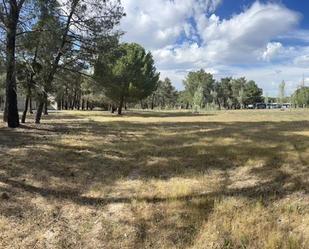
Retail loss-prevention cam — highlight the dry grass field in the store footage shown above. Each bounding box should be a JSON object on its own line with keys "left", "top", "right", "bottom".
{"left": 0, "top": 109, "right": 309, "bottom": 249}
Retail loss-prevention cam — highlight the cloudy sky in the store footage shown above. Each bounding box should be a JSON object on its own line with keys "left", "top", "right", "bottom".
{"left": 119, "top": 0, "right": 309, "bottom": 96}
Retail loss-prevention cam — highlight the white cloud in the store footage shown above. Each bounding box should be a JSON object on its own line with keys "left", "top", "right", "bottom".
{"left": 120, "top": 0, "right": 222, "bottom": 49}
{"left": 294, "top": 55, "right": 309, "bottom": 67}
{"left": 195, "top": 2, "right": 299, "bottom": 63}
{"left": 262, "top": 42, "right": 283, "bottom": 61}
{"left": 120, "top": 0, "right": 307, "bottom": 94}
{"left": 153, "top": 2, "right": 300, "bottom": 68}
{"left": 224, "top": 65, "right": 307, "bottom": 96}
{"left": 279, "top": 30, "right": 309, "bottom": 43}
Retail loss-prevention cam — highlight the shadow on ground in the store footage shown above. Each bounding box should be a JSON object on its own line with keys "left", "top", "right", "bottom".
{"left": 0, "top": 111, "right": 308, "bottom": 248}
{"left": 1, "top": 112, "right": 308, "bottom": 203}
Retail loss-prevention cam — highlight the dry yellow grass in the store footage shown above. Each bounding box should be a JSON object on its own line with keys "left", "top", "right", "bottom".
{"left": 0, "top": 109, "right": 308, "bottom": 248}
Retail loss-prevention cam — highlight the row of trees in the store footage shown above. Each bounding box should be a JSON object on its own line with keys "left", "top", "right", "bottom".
{"left": 1, "top": 1, "right": 306, "bottom": 129}
{"left": 144, "top": 78, "right": 178, "bottom": 109}
{"left": 0, "top": 0, "right": 125, "bottom": 127}
{"left": 182, "top": 70, "right": 263, "bottom": 110}
{"left": 138, "top": 70, "right": 263, "bottom": 110}
{"left": 1, "top": 0, "right": 163, "bottom": 126}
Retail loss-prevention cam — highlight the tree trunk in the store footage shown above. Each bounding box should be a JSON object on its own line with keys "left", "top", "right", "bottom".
{"left": 35, "top": 92, "right": 47, "bottom": 123}
{"left": 77, "top": 95, "right": 80, "bottom": 110}
{"left": 72, "top": 90, "right": 77, "bottom": 109}
{"left": 118, "top": 96, "right": 124, "bottom": 115}
{"left": 111, "top": 105, "right": 116, "bottom": 113}
{"left": 35, "top": 101, "right": 44, "bottom": 124}
{"left": 44, "top": 96, "right": 48, "bottom": 115}
{"left": 3, "top": 98, "right": 8, "bottom": 122}
{"left": 34, "top": 2, "right": 78, "bottom": 124}
{"left": 61, "top": 96, "right": 65, "bottom": 110}
{"left": 65, "top": 100, "right": 68, "bottom": 110}
{"left": 81, "top": 99, "right": 85, "bottom": 110}
{"left": 5, "top": 3, "right": 20, "bottom": 128}
{"left": 151, "top": 95, "right": 155, "bottom": 110}
{"left": 21, "top": 95, "right": 29, "bottom": 123}
{"left": 57, "top": 99, "right": 61, "bottom": 110}
{"left": 29, "top": 95, "right": 33, "bottom": 114}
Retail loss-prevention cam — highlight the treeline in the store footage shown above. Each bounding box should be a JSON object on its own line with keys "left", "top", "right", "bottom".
{"left": 1, "top": 1, "right": 308, "bottom": 129}
{"left": 1, "top": 0, "right": 164, "bottom": 127}
{"left": 0, "top": 0, "right": 125, "bottom": 127}
{"left": 141, "top": 70, "right": 263, "bottom": 110}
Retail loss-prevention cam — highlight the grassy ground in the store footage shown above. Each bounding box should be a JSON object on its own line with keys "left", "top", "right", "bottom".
{"left": 0, "top": 109, "right": 308, "bottom": 249}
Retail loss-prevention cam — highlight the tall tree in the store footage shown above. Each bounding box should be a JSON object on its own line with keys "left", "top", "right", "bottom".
{"left": 193, "top": 86, "right": 204, "bottom": 112}
{"left": 0, "top": 61, "right": 5, "bottom": 110}
{"left": 34, "top": 0, "right": 124, "bottom": 123}
{"left": 147, "top": 77, "right": 177, "bottom": 109}
{"left": 95, "top": 43, "right": 159, "bottom": 115}
{"left": 243, "top": 80, "right": 263, "bottom": 105}
{"left": 0, "top": 73, "right": 5, "bottom": 110}
{"left": 292, "top": 86, "right": 309, "bottom": 108}
{"left": 183, "top": 69, "right": 215, "bottom": 107}
{"left": 212, "top": 77, "right": 262, "bottom": 109}
{"left": 0, "top": 0, "right": 27, "bottom": 127}
{"left": 177, "top": 90, "right": 191, "bottom": 109}
{"left": 264, "top": 92, "right": 269, "bottom": 104}
{"left": 278, "top": 80, "right": 286, "bottom": 105}
{"left": 213, "top": 77, "right": 233, "bottom": 109}
{"left": 231, "top": 77, "right": 246, "bottom": 109}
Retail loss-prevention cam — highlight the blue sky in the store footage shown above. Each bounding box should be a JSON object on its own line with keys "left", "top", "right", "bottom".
{"left": 120, "top": 0, "right": 309, "bottom": 96}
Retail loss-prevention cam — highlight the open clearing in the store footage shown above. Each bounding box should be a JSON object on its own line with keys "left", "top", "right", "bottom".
{"left": 0, "top": 110, "right": 309, "bottom": 249}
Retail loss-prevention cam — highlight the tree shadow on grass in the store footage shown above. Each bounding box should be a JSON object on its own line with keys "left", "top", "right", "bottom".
{"left": 124, "top": 110, "right": 216, "bottom": 118}
{"left": 0, "top": 112, "right": 308, "bottom": 248}
{"left": 0, "top": 116, "right": 308, "bottom": 200}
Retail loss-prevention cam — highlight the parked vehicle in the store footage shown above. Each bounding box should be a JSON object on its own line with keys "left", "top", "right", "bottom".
{"left": 256, "top": 103, "right": 266, "bottom": 109}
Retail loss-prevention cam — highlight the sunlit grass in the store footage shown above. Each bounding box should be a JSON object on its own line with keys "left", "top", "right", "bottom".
{"left": 0, "top": 109, "right": 308, "bottom": 248}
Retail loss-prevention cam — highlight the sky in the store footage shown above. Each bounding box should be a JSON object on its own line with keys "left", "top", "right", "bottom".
{"left": 119, "top": 0, "right": 309, "bottom": 96}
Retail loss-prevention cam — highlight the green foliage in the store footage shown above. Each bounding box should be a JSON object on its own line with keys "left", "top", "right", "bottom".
{"left": 177, "top": 90, "right": 191, "bottom": 109}
{"left": 147, "top": 77, "right": 178, "bottom": 109}
{"left": 292, "top": 87, "right": 309, "bottom": 107}
{"left": 243, "top": 80, "right": 263, "bottom": 105}
{"left": 213, "top": 77, "right": 232, "bottom": 109}
{"left": 278, "top": 80, "right": 286, "bottom": 104}
{"left": 230, "top": 77, "right": 246, "bottom": 108}
{"left": 95, "top": 43, "right": 159, "bottom": 109}
{"left": 193, "top": 86, "right": 204, "bottom": 112}
{"left": 1, "top": 0, "right": 125, "bottom": 124}
{"left": 20, "top": 0, "right": 63, "bottom": 91}
{"left": 183, "top": 71, "right": 263, "bottom": 110}
{"left": 183, "top": 69, "right": 215, "bottom": 106}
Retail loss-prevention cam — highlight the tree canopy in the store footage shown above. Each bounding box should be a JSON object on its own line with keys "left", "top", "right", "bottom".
{"left": 181, "top": 70, "right": 263, "bottom": 110}
{"left": 94, "top": 43, "right": 159, "bottom": 114}
{"left": 292, "top": 86, "right": 309, "bottom": 107}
